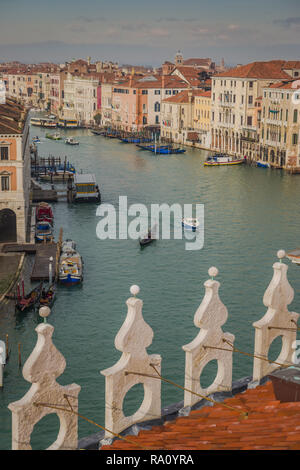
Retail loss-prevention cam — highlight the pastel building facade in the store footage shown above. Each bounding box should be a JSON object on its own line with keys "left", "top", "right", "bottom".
{"left": 62, "top": 75, "right": 99, "bottom": 125}
{"left": 260, "top": 80, "right": 300, "bottom": 168}
{"left": 210, "top": 61, "right": 292, "bottom": 160}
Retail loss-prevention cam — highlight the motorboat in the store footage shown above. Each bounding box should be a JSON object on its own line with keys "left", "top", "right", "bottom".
{"left": 32, "top": 136, "right": 41, "bottom": 144}
{"left": 204, "top": 154, "right": 244, "bottom": 166}
{"left": 182, "top": 218, "right": 199, "bottom": 231}
{"left": 35, "top": 220, "right": 53, "bottom": 243}
{"left": 59, "top": 241, "right": 83, "bottom": 285}
{"left": 46, "top": 132, "right": 62, "bottom": 140}
{"left": 286, "top": 249, "right": 300, "bottom": 266}
{"left": 65, "top": 137, "right": 79, "bottom": 145}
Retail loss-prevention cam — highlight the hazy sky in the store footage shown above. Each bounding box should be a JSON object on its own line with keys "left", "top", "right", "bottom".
{"left": 0, "top": 0, "right": 300, "bottom": 65}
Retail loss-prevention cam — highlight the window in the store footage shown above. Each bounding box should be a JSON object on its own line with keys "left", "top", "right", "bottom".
{"left": 154, "top": 90, "right": 160, "bottom": 95}
{"left": 0, "top": 147, "right": 9, "bottom": 160}
{"left": 293, "top": 109, "right": 298, "bottom": 123}
{"left": 1, "top": 175, "right": 9, "bottom": 191}
{"left": 154, "top": 102, "right": 160, "bottom": 112}
{"left": 142, "top": 90, "right": 148, "bottom": 95}
{"left": 155, "top": 115, "right": 159, "bottom": 124}
{"left": 249, "top": 81, "right": 253, "bottom": 88}
{"left": 292, "top": 133, "right": 298, "bottom": 145}
{"left": 248, "top": 95, "right": 253, "bottom": 105}
{"left": 143, "top": 116, "right": 147, "bottom": 125}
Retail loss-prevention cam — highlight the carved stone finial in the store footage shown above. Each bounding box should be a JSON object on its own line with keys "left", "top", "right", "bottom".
{"left": 8, "top": 322, "right": 80, "bottom": 450}
{"left": 130, "top": 285, "right": 140, "bottom": 297}
{"left": 182, "top": 268, "right": 234, "bottom": 408}
{"left": 252, "top": 251, "right": 299, "bottom": 382}
{"left": 101, "top": 287, "right": 161, "bottom": 439}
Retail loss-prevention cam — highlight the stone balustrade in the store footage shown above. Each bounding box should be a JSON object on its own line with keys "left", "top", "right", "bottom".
{"left": 6, "top": 250, "right": 299, "bottom": 449}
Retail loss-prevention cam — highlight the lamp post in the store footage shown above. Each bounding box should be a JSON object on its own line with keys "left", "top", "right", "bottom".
{"left": 49, "top": 256, "right": 53, "bottom": 285}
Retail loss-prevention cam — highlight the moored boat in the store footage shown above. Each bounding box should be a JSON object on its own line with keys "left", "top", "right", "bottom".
{"left": 39, "top": 283, "right": 56, "bottom": 308}
{"left": 204, "top": 154, "right": 244, "bottom": 166}
{"left": 35, "top": 220, "right": 53, "bottom": 243}
{"left": 15, "top": 282, "right": 43, "bottom": 312}
{"left": 36, "top": 202, "right": 54, "bottom": 225}
{"left": 58, "top": 241, "right": 83, "bottom": 285}
{"left": 257, "top": 160, "right": 270, "bottom": 168}
{"left": 32, "top": 136, "right": 41, "bottom": 143}
{"left": 182, "top": 218, "right": 199, "bottom": 231}
{"left": 72, "top": 173, "right": 101, "bottom": 203}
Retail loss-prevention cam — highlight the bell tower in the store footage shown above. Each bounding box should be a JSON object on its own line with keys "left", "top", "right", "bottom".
{"left": 175, "top": 50, "right": 183, "bottom": 66}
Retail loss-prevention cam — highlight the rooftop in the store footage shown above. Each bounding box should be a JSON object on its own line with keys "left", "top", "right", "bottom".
{"left": 0, "top": 98, "right": 28, "bottom": 134}
{"left": 101, "top": 379, "right": 300, "bottom": 450}
{"left": 215, "top": 60, "right": 291, "bottom": 80}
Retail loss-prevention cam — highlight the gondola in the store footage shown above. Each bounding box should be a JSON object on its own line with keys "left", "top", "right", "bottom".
{"left": 139, "top": 227, "right": 156, "bottom": 247}
{"left": 15, "top": 282, "right": 43, "bottom": 312}
{"left": 39, "top": 283, "right": 56, "bottom": 308}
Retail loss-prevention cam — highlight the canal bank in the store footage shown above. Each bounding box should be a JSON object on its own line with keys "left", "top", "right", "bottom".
{"left": 1, "top": 124, "right": 300, "bottom": 449}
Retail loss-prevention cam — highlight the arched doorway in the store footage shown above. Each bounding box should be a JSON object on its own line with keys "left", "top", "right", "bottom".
{"left": 0, "top": 208, "right": 17, "bottom": 243}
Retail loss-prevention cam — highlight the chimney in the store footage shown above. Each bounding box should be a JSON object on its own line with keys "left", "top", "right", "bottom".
{"left": 162, "top": 75, "right": 165, "bottom": 89}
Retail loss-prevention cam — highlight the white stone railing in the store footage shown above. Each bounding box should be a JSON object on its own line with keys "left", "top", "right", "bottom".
{"left": 252, "top": 250, "right": 299, "bottom": 384}
{"left": 6, "top": 251, "right": 299, "bottom": 449}
{"left": 182, "top": 267, "right": 234, "bottom": 408}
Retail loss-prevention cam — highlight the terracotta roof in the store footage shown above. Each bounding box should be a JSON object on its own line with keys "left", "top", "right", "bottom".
{"left": 283, "top": 61, "right": 300, "bottom": 69}
{"left": 114, "top": 76, "right": 189, "bottom": 90}
{"left": 215, "top": 61, "right": 291, "bottom": 80}
{"left": 0, "top": 98, "right": 27, "bottom": 134}
{"left": 183, "top": 58, "right": 212, "bottom": 67}
{"left": 267, "top": 80, "right": 299, "bottom": 90}
{"left": 101, "top": 380, "right": 300, "bottom": 450}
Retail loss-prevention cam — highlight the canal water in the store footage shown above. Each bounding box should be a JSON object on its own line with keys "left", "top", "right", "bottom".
{"left": 1, "top": 124, "right": 300, "bottom": 449}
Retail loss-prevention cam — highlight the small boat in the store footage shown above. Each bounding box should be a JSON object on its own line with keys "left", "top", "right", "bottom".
{"left": 139, "top": 224, "right": 157, "bottom": 247}
{"left": 36, "top": 202, "right": 54, "bottom": 225}
{"left": 65, "top": 137, "right": 79, "bottom": 145}
{"left": 15, "top": 282, "right": 43, "bottom": 312}
{"left": 257, "top": 160, "right": 270, "bottom": 168}
{"left": 32, "top": 136, "right": 41, "bottom": 144}
{"left": 59, "top": 241, "right": 83, "bottom": 285}
{"left": 182, "top": 218, "right": 199, "bottom": 231}
{"left": 204, "top": 154, "right": 244, "bottom": 166}
{"left": 46, "top": 132, "right": 62, "bottom": 140}
{"left": 35, "top": 221, "right": 53, "bottom": 243}
{"left": 286, "top": 249, "right": 300, "bottom": 265}
{"left": 39, "top": 283, "right": 56, "bottom": 308}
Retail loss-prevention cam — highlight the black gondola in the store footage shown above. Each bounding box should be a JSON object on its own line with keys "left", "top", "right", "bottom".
{"left": 139, "top": 229, "right": 156, "bottom": 247}
{"left": 39, "top": 283, "right": 56, "bottom": 308}
{"left": 15, "top": 282, "right": 43, "bottom": 312}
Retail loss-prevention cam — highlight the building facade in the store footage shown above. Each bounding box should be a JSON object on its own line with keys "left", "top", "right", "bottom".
{"left": 0, "top": 99, "right": 30, "bottom": 243}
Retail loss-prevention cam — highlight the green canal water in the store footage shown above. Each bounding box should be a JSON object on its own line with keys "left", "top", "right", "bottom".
{"left": 1, "top": 125, "right": 300, "bottom": 449}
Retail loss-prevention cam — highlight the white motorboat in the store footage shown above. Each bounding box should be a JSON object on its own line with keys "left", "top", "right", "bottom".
{"left": 182, "top": 218, "right": 199, "bottom": 231}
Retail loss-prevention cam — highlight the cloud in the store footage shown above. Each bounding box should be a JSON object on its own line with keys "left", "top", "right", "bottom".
{"left": 273, "top": 17, "right": 300, "bottom": 29}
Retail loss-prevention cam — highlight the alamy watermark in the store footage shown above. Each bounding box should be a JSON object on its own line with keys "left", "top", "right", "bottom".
{"left": 96, "top": 196, "right": 204, "bottom": 251}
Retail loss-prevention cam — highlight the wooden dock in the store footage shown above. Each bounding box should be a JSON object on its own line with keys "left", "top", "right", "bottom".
{"left": 30, "top": 243, "right": 58, "bottom": 281}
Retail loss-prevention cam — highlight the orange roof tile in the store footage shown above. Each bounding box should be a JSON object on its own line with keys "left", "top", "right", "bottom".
{"left": 215, "top": 61, "right": 291, "bottom": 80}
{"left": 101, "top": 380, "right": 300, "bottom": 450}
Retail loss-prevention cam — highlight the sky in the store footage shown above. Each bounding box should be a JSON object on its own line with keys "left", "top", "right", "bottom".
{"left": 0, "top": 0, "right": 300, "bottom": 66}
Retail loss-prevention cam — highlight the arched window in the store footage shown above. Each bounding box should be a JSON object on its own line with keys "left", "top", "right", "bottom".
{"left": 154, "top": 102, "right": 160, "bottom": 112}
